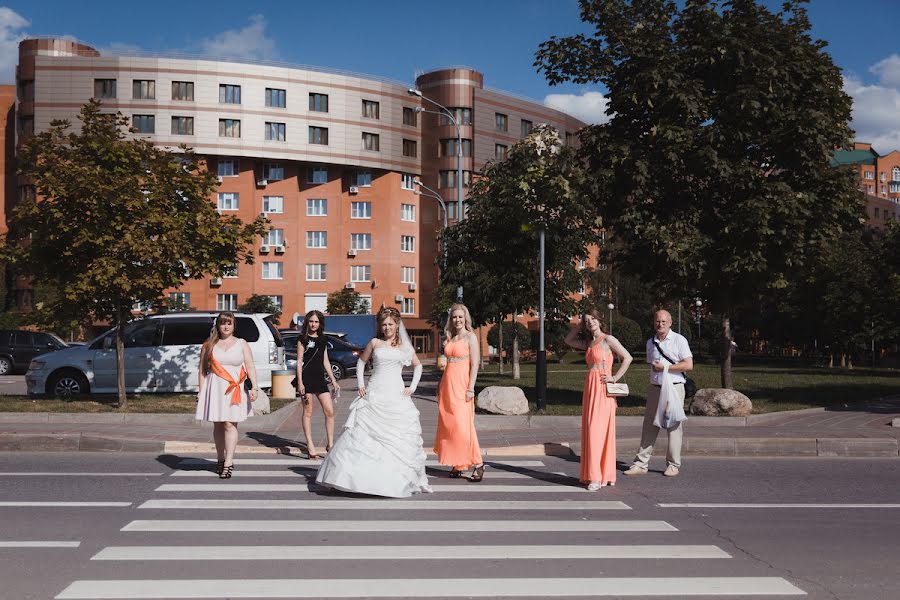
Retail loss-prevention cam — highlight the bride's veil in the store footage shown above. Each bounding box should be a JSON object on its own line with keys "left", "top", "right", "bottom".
{"left": 398, "top": 320, "right": 416, "bottom": 366}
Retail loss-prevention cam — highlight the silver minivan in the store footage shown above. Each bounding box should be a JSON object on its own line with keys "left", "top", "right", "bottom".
{"left": 26, "top": 312, "right": 285, "bottom": 397}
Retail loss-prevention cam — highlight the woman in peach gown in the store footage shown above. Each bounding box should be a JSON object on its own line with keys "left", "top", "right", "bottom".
{"left": 565, "top": 309, "right": 632, "bottom": 491}
{"left": 434, "top": 303, "right": 484, "bottom": 482}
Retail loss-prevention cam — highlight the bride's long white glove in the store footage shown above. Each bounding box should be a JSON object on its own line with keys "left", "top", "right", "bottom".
{"left": 356, "top": 359, "right": 366, "bottom": 395}
{"left": 408, "top": 364, "right": 423, "bottom": 394}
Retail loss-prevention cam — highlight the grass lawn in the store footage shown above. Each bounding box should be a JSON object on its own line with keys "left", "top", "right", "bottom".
{"left": 0, "top": 395, "right": 296, "bottom": 413}
{"left": 473, "top": 354, "right": 900, "bottom": 415}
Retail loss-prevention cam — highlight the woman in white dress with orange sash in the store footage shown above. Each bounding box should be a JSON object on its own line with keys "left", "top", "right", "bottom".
{"left": 195, "top": 311, "right": 259, "bottom": 479}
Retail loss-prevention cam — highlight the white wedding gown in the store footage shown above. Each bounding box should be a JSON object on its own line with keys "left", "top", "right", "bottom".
{"left": 316, "top": 345, "right": 432, "bottom": 498}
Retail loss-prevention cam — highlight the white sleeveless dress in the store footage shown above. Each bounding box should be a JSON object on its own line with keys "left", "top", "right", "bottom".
{"left": 194, "top": 342, "right": 253, "bottom": 423}
{"left": 316, "top": 345, "right": 432, "bottom": 498}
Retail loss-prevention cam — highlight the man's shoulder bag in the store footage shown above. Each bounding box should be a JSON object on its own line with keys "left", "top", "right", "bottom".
{"left": 652, "top": 340, "right": 697, "bottom": 399}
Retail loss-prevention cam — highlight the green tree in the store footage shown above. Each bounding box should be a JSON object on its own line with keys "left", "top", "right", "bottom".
{"left": 536, "top": 0, "right": 861, "bottom": 388}
{"left": 486, "top": 321, "right": 532, "bottom": 354}
{"left": 610, "top": 315, "right": 644, "bottom": 354}
{"left": 5, "top": 101, "right": 267, "bottom": 406}
{"left": 326, "top": 288, "right": 368, "bottom": 315}
{"left": 238, "top": 294, "right": 282, "bottom": 325}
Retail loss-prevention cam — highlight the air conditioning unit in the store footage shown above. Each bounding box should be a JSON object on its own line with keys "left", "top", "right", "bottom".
{"left": 349, "top": 186, "right": 359, "bottom": 194}
{"left": 274, "top": 244, "right": 285, "bottom": 254}
{"left": 256, "top": 179, "right": 268, "bottom": 187}
{"left": 345, "top": 282, "right": 355, "bottom": 289}
{"left": 394, "top": 294, "right": 404, "bottom": 303}
{"left": 259, "top": 245, "right": 270, "bottom": 254}
{"left": 210, "top": 277, "right": 223, "bottom": 286}
{"left": 347, "top": 249, "right": 357, "bottom": 257}
{"left": 216, "top": 176, "right": 223, "bottom": 183}
{"left": 409, "top": 282, "right": 417, "bottom": 291}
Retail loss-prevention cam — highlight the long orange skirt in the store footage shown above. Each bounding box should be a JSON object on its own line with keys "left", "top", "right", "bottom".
{"left": 580, "top": 351, "right": 617, "bottom": 484}
{"left": 433, "top": 340, "right": 481, "bottom": 469}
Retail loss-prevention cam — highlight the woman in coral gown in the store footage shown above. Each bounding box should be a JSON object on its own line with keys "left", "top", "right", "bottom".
{"left": 565, "top": 308, "right": 632, "bottom": 490}
{"left": 434, "top": 303, "right": 484, "bottom": 481}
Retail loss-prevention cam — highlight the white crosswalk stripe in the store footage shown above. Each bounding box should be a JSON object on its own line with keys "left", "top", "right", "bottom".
{"left": 155, "top": 483, "right": 590, "bottom": 493}
{"left": 138, "top": 499, "right": 630, "bottom": 510}
{"left": 170, "top": 469, "right": 571, "bottom": 479}
{"left": 122, "top": 519, "right": 677, "bottom": 532}
{"left": 177, "top": 458, "right": 547, "bottom": 467}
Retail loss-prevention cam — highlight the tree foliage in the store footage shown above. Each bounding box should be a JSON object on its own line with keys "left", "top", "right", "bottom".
{"left": 536, "top": 0, "right": 862, "bottom": 387}
{"left": 326, "top": 288, "right": 369, "bottom": 315}
{"left": 5, "top": 101, "right": 267, "bottom": 404}
{"left": 486, "top": 321, "right": 532, "bottom": 354}
{"left": 238, "top": 294, "right": 283, "bottom": 325}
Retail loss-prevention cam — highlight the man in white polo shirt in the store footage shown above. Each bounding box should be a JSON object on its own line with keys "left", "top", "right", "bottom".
{"left": 624, "top": 309, "right": 693, "bottom": 477}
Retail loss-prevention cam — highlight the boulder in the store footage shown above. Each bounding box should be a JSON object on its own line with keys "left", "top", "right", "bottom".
{"left": 689, "top": 388, "right": 752, "bottom": 417}
{"left": 476, "top": 386, "right": 529, "bottom": 415}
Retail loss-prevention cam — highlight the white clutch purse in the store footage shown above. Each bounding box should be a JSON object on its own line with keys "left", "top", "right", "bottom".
{"left": 605, "top": 382, "right": 629, "bottom": 397}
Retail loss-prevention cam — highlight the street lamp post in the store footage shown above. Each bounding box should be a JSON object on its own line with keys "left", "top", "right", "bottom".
{"left": 607, "top": 303, "right": 615, "bottom": 335}
{"left": 535, "top": 228, "right": 547, "bottom": 412}
{"left": 695, "top": 299, "right": 703, "bottom": 359}
{"left": 413, "top": 179, "right": 448, "bottom": 270}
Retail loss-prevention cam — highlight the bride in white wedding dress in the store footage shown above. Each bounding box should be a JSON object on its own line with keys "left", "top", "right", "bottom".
{"left": 316, "top": 307, "right": 432, "bottom": 498}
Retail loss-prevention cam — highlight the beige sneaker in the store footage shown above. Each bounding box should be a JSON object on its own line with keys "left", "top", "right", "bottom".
{"left": 623, "top": 466, "right": 648, "bottom": 476}
{"left": 663, "top": 465, "right": 680, "bottom": 477}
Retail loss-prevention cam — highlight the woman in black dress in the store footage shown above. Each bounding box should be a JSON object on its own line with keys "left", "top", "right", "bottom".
{"left": 297, "top": 310, "right": 340, "bottom": 459}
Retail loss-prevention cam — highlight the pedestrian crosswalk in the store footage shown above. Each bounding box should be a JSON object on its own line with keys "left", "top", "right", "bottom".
{"left": 54, "top": 456, "right": 807, "bottom": 598}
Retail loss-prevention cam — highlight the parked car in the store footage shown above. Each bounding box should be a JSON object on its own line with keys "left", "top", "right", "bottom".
{"left": 0, "top": 330, "right": 69, "bottom": 375}
{"left": 26, "top": 312, "right": 284, "bottom": 397}
{"left": 280, "top": 331, "right": 363, "bottom": 382}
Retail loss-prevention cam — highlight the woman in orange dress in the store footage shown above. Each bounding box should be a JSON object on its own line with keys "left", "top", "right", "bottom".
{"left": 434, "top": 303, "right": 484, "bottom": 482}
{"left": 565, "top": 308, "right": 632, "bottom": 491}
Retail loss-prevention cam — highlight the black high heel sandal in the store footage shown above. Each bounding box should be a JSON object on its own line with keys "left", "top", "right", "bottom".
{"left": 449, "top": 468, "right": 463, "bottom": 479}
{"left": 219, "top": 464, "right": 234, "bottom": 479}
{"left": 469, "top": 464, "right": 485, "bottom": 483}
{"left": 215, "top": 460, "right": 225, "bottom": 475}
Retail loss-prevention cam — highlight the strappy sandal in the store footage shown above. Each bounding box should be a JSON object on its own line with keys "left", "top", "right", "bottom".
{"left": 468, "top": 464, "right": 485, "bottom": 483}
{"left": 307, "top": 451, "right": 320, "bottom": 460}
{"left": 219, "top": 464, "right": 234, "bottom": 479}
{"left": 449, "top": 468, "right": 463, "bottom": 479}
{"left": 214, "top": 460, "right": 225, "bottom": 475}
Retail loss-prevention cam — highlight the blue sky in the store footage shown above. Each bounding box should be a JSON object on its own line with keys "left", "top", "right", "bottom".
{"left": 3, "top": 1, "right": 899, "bottom": 151}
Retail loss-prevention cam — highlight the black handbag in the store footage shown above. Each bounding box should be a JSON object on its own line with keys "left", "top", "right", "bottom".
{"left": 653, "top": 340, "right": 698, "bottom": 399}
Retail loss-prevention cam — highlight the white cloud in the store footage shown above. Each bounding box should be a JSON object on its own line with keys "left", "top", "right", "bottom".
{"left": 844, "top": 72, "right": 900, "bottom": 154}
{"left": 195, "top": 14, "right": 278, "bottom": 61}
{"left": 0, "top": 7, "right": 30, "bottom": 83}
{"left": 870, "top": 54, "right": 900, "bottom": 89}
{"left": 543, "top": 91, "right": 611, "bottom": 125}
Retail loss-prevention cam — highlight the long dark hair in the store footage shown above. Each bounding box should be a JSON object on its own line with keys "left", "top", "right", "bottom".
{"left": 200, "top": 312, "right": 235, "bottom": 375}
{"left": 300, "top": 310, "right": 325, "bottom": 346}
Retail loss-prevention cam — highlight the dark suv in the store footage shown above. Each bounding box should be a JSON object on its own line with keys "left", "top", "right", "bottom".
{"left": 281, "top": 331, "right": 362, "bottom": 381}
{"left": 0, "top": 330, "right": 68, "bottom": 375}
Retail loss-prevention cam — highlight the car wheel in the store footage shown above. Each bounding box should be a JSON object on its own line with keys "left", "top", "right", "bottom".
{"left": 47, "top": 370, "right": 89, "bottom": 398}
{"left": 331, "top": 363, "right": 346, "bottom": 381}
{"left": 0, "top": 356, "right": 11, "bottom": 375}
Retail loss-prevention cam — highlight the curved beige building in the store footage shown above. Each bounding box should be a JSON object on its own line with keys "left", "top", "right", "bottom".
{"left": 13, "top": 38, "right": 584, "bottom": 350}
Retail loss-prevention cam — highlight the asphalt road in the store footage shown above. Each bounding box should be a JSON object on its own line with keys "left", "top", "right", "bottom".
{"left": 0, "top": 374, "right": 26, "bottom": 395}
{"left": 0, "top": 454, "right": 898, "bottom": 599}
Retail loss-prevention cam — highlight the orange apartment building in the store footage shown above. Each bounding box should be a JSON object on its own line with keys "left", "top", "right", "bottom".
{"left": 832, "top": 142, "right": 900, "bottom": 228}
{"left": 8, "top": 38, "right": 584, "bottom": 351}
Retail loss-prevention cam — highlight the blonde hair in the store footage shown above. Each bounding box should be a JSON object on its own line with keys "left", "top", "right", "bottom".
{"left": 376, "top": 307, "right": 403, "bottom": 347}
{"left": 200, "top": 312, "right": 235, "bottom": 375}
{"left": 444, "top": 302, "right": 474, "bottom": 342}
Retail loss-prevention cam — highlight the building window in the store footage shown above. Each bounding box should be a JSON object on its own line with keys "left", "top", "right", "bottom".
{"left": 218, "top": 159, "right": 239, "bottom": 177}
{"left": 94, "top": 79, "right": 116, "bottom": 99}
{"left": 881, "top": 171, "right": 887, "bottom": 181}
{"left": 362, "top": 99, "right": 380, "bottom": 119}
{"left": 18, "top": 79, "right": 34, "bottom": 102}
{"left": 307, "top": 231, "right": 327, "bottom": 248}
{"left": 882, "top": 185, "right": 887, "bottom": 195}
{"left": 263, "top": 163, "right": 284, "bottom": 181}
{"left": 521, "top": 119, "right": 533, "bottom": 136}
{"left": 362, "top": 132, "right": 380, "bottom": 151}
{"left": 355, "top": 171, "right": 373, "bottom": 187}
{"left": 440, "top": 139, "right": 472, "bottom": 157}
{"left": 172, "top": 81, "right": 194, "bottom": 101}
{"left": 440, "top": 107, "right": 472, "bottom": 126}
{"left": 217, "top": 294, "right": 238, "bottom": 311}
{"left": 306, "top": 264, "right": 327, "bottom": 281}
{"left": 874, "top": 207, "right": 880, "bottom": 218}
{"left": 401, "top": 298, "right": 415, "bottom": 315}
{"left": 168, "top": 292, "right": 191, "bottom": 306}
{"left": 262, "top": 195, "right": 283, "bottom": 214}
{"left": 308, "top": 168, "right": 328, "bottom": 184}
{"left": 495, "top": 144, "right": 508, "bottom": 160}
{"left": 219, "top": 84, "right": 241, "bottom": 104}
{"left": 565, "top": 132, "right": 574, "bottom": 145}
{"left": 447, "top": 202, "right": 469, "bottom": 220}
{"left": 893, "top": 167, "right": 900, "bottom": 181}
{"left": 401, "top": 266, "right": 416, "bottom": 284}
{"left": 495, "top": 113, "right": 508, "bottom": 132}
{"left": 868, "top": 185, "right": 875, "bottom": 194}
{"left": 401, "top": 204, "right": 416, "bottom": 222}
{"left": 403, "top": 139, "right": 417, "bottom": 157}
{"left": 132, "top": 114, "right": 155, "bottom": 134}
{"left": 266, "top": 88, "right": 286, "bottom": 108}
{"left": 439, "top": 170, "right": 471, "bottom": 189}
{"left": 267, "top": 295, "right": 283, "bottom": 310}
{"left": 351, "top": 201, "right": 371, "bottom": 219}
{"left": 350, "top": 233, "right": 372, "bottom": 251}
{"left": 403, "top": 107, "right": 417, "bottom": 126}
{"left": 217, "top": 192, "right": 239, "bottom": 211}
{"left": 222, "top": 264, "right": 238, "bottom": 279}
{"left": 890, "top": 183, "right": 900, "bottom": 193}
{"left": 264, "top": 229, "right": 284, "bottom": 246}
{"left": 309, "top": 92, "right": 329, "bottom": 112}
{"left": 265, "top": 122, "right": 286, "bottom": 141}
{"left": 309, "top": 126, "right": 329, "bottom": 145}
{"left": 401, "top": 173, "right": 416, "bottom": 190}
{"left": 307, "top": 198, "right": 328, "bottom": 216}
{"left": 219, "top": 119, "right": 241, "bottom": 138}
{"left": 401, "top": 235, "right": 415, "bottom": 253}
{"left": 132, "top": 80, "right": 155, "bottom": 99}
{"left": 350, "top": 265, "right": 372, "bottom": 282}
{"left": 262, "top": 262, "right": 284, "bottom": 280}
{"left": 864, "top": 170, "right": 875, "bottom": 180}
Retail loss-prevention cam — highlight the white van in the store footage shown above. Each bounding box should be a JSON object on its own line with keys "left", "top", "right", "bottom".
{"left": 26, "top": 312, "right": 285, "bottom": 397}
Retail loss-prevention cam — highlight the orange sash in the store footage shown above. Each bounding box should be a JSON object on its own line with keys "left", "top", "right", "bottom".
{"left": 209, "top": 355, "right": 247, "bottom": 406}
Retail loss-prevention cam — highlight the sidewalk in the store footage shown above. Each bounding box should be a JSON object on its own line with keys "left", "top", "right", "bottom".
{"left": 1, "top": 380, "right": 898, "bottom": 457}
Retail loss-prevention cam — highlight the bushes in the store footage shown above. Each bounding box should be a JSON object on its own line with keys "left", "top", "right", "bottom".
{"left": 610, "top": 315, "right": 644, "bottom": 353}
{"left": 486, "top": 321, "right": 531, "bottom": 354}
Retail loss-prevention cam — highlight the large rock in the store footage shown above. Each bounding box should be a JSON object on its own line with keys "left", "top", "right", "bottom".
{"left": 689, "top": 388, "right": 752, "bottom": 417}
{"left": 476, "top": 386, "right": 529, "bottom": 415}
